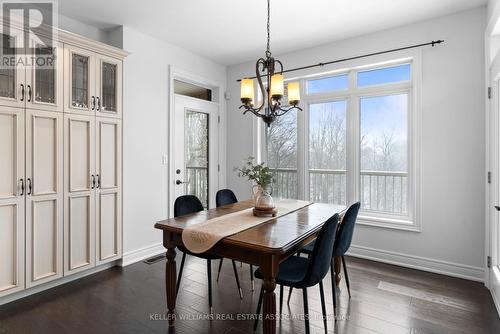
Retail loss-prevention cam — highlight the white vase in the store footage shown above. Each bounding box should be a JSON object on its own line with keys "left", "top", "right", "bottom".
{"left": 254, "top": 185, "right": 274, "bottom": 210}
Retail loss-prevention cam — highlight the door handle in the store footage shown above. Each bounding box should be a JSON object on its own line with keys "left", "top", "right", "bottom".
{"left": 91, "top": 96, "right": 95, "bottom": 110}
{"left": 19, "top": 179, "right": 24, "bottom": 196}
{"left": 96, "top": 96, "right": 101, "bottom": 111}
{"left": 96, "top": 174, "right": 101, "bottom": 189}
{"left": 27, "top": 85, "right": 32, "bottom": 102}
{"left": 91, "top": 174, "right": 95, "bottom": 189}
{"left": 27, "top": 178, "right": 32, "bottom": 195}
{"left": 495, "top": 206, "right": 500, "bottom": 211}
{"left": 20, "top": 84, "right": 24, "bottom": 101}
{"left": 176, "top": 179, "right": 189, "bottom": 185}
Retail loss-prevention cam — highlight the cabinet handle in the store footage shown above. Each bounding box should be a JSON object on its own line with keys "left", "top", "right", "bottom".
{"left": 96, "top": 174, "right": 101, "bottom": 189}
{"left": 19, "top": 179, "right": 24, "bottom": 196}
{"left": 27, "top": 85, "right": 32, "bottom": 102}
{"left": 91, "top": 96, "right": 95, "bottom": 110}
{"left": 20, "top": 84, "right": 24, "bottom": 101}
{"left": 96, "top": 97, "right": 101, "bottom": 111}
{"left": 27, "top": 178, "right": 32, "bottom": 195}
{"left": 91, "top": 174, "right": 95, "bottom": 189}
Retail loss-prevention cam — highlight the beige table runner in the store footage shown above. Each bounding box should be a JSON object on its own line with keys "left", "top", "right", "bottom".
{"left": 182, "top": 199, "right": 312, "bottom": 254}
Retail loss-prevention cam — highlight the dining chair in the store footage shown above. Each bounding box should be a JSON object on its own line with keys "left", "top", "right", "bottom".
{"left": 174, "top": 195, "right": 244, "bottom": 315}
{"left": 289, "top": 202, "right": 361, "bottom": 312}
{"left": 253, "top": 213, "right": 340, "bottom": 334}
{"left": 215, "top": 189, "right": 255, "bottom": 291}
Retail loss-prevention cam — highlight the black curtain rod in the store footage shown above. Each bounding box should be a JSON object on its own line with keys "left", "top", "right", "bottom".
{"left": 236, "top": 39, "right": 444, "bottom": 82}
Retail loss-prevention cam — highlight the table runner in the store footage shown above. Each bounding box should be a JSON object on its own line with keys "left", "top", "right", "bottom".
{"left": 182, "top": 199, "right": 312, "bottom": 253}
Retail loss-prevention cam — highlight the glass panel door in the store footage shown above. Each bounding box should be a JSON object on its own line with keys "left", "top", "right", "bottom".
{"left": 185, "top": 111, "right": 209, "bottom": 208}
{"left": 72, "top": 53, "right": 89, "bottom": 109}
{"left": 0, "top": 30, "right": 25, "bottom": 108}
{"left": 26, "top": 41, "right": 63, "bottom": 112}
{"left": 101, "top": 62, "right": 117, "bottom": 112}
{"left": 65, "top": 46, "right": 95, "bottom": 114}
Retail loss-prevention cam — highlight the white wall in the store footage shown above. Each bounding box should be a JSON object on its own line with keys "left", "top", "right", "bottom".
{"left": 226, "top": 7, "right": 486, "bottom": 281}
{"left": 121, "top": 26, "right": 227, "bottom": 260}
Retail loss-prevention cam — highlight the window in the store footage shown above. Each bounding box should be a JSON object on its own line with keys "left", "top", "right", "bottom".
{"left": 307, "top": 74, "right": 348, "bottom": 94}
{"left": 309, "top": 101, "right": 347, "bottom": 205}
{"left": 261, "top": 59, "right": 420, "bottom": 230}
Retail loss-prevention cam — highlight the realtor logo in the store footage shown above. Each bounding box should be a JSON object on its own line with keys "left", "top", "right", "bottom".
{"left": 1, "top": 0, "right": 57, "bottom": 68}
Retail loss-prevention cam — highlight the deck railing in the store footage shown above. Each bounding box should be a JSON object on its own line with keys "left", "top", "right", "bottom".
{"left": 269, "top": 168, "right": 408, "bottom": 214}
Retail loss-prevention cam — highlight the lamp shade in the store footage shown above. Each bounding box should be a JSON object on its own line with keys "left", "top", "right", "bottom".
{"left": 287, "top": 81, "right": 300, "bottom": 105}
{"left": 270, "top": 74, "right": 284, "bottom": 97}
{"left": 240, "top": 78, "right": 255, "bottom": 102}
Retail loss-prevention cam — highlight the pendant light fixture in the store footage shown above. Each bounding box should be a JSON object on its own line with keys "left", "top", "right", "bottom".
{"left": 239, "top": 0, "right": 302, "bottom": 126}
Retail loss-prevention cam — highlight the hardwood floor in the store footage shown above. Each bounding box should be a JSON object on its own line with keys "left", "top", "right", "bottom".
{"left": 0, "top": 256, "right": 498, "bottom": 334}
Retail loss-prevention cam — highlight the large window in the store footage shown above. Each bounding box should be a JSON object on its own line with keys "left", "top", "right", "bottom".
{"left": 261, "top": 58, "right": 419, "bottom": 229}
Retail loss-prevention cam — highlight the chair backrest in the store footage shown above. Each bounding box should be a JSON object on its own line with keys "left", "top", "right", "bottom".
{"left": 332, "top": 202, "right": 360, "bottom": 256}
{"left": 174, "top": 195, "right": 204, "bottom": 217}
{"left": 216, "top": 189, "right": 238, "bottom": 207}
{"left": 300, "top": 213, "right": 339, "bottom": 287}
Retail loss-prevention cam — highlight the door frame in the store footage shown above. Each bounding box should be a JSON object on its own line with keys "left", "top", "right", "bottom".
{"left": 168, "top": 66, "right": 225, "bottom": 217}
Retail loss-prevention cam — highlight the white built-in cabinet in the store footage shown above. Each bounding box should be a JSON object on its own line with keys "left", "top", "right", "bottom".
{"left": 0, "top": 23, "right": 126, "bottom": 299}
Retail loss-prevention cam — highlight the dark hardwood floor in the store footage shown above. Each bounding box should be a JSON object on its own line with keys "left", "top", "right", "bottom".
{"left": 0, "top": 255, "right": 498, "bottom": 334}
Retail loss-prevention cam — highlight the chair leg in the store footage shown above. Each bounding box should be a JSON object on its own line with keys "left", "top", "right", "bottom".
{"left": 216, "top": 258, "right": 223, "bottom": 282}
{"left": 231, "top": 260, "right": 243, "bottom": 299}
{"left": 253, "top": 286, "right": 264, "bottom": 332}
{"left": 207, "top": 259, "right": 213, "bottom": 315}
{"left": 330, "top": 257, "right": 336, "bottom": 316}
{"left": 250, "top": 264, "right": 255, "bottom": 292}
{"left": 279, "top": 284, "right": 284, "bottom": 316}
{"left": 176, "top": 253, "right": 187, "bottom": 294}
{"left": 319, "top": 281, "right": 327, "bottom": 332}
{"left": 342, "top": 256, "right": 351, "bottom": 298}
{"left": 303, "top": 288, "right": 310, "bottom": 334}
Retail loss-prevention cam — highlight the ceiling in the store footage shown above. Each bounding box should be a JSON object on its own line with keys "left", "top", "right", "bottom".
{"left": 58, "top": 0, "right": 487, "bottom": 65}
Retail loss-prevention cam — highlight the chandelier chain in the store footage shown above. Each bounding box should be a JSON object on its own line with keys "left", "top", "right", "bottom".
{"left": 266, "top": 0, "right": 271, "bottom": 57}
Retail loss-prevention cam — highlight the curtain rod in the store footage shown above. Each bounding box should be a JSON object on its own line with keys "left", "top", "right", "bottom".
{"left": 236, "top": 40, "right": 444, "bottom": 82}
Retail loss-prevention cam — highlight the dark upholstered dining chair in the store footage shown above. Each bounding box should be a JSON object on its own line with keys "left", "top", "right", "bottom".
{"left": 253, "top": 213, "right": 340, "bottom": 334}
{"left": 215, "top": 189, "right": 255, "bottom": 291}
{"left": 174, "top": 195, "right": 243, "bottom": 315}
{"left": 290, "top": 201, "right": 361, "bottom": 312}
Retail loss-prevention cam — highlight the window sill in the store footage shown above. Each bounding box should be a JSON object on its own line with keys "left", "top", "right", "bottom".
{"left": 356, "top": 214, "right": 421, "bottom": 232}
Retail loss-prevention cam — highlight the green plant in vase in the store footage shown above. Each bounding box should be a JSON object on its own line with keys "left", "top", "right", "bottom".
{"left": 236, "top": 157, "right": 275, "bottom": 211}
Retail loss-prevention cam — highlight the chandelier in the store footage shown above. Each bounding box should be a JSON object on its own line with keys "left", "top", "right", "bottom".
{"left": 239, "top": 0, "right": 302, "bottom": 126}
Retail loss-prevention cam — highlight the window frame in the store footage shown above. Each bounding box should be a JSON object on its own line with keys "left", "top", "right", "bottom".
{"left": 256, "top": 50, "right": 422, "bottom": 232}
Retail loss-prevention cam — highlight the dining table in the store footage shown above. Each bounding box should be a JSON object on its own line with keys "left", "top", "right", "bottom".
{"left": 154, "top": 199, "right": 346, "bottom": 334}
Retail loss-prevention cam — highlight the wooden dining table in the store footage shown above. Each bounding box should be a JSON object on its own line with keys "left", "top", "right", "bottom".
{"left": 154, "top": 199, "right": 346, "bottom": 334}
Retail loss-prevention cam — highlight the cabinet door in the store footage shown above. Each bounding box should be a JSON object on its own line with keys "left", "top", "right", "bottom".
{"left": 63, "top": 114, "right": 95, "bottom": 275}
{"left": 0, "top": 29, "right": 26, "bottom": 109}
{"left": 64, "top": 45, "right": 95, "bottom": 115}
{"left": 0, "top": 108, "right": 25, "bottom": 298}
{"left": 95, "top": 117, "right": 122, "bottom": 265}
{"left": 26, "top": 41, "right": 64, "bottom": 112}
{"left": 96, "top": 55, "right": 122, "bottom": 118}
{"left": 25, "top": 110, "right": 63, "bottom": 287}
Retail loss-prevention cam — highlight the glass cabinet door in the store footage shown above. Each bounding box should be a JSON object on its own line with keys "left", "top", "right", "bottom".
{"left": 97, "top": 56, "right": 121, "bottom": 118}
{"left": 0, "top": 31, "right": 25, "bottom": 108}
{"left": 64, "top": 46, "right": 95, "bottom": 114}
{"left": 26, "top": 42, "right": 63, "bottom": 112}
{"left": 72, "top": 54, "right": 89, "bottom": 108}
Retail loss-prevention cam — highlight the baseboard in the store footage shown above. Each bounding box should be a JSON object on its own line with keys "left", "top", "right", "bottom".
{"left": 348, "top": 244, "right": 484, "bottom": 282}
{"left": 121, "top": 243, "right": 165, "bottom": 267}
{"left": 0, "top": 262, "right": 117, "bottom": 306}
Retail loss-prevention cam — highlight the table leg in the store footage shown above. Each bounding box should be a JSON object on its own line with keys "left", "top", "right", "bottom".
{"left": 334, "top": 256, "right": 342, "bottom": 287}
{"left": 165, "top": 247, "right": 177, "bottom": 326}
{"left": 260, "top": 258, "right": 278, "bottom": 334}
{"left": 262, "top": 277, "right": 277, "bottom": 334}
